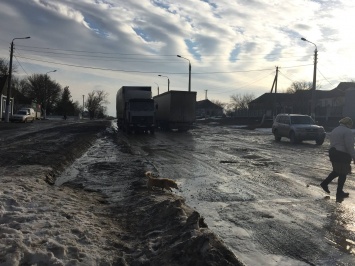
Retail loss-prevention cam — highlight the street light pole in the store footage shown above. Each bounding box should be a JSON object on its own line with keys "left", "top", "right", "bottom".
{"left": 82, "top": 95, "right": 85, "bottom": 114}
{"left": 158, "top": 75, "right": 170, "bottom": 92}
{"left": 154, "top": 82, "right": 159, "bottom": 95}
{"left": 177, "top": 55, "right": 191, "bottom": 92}
{"left": 301, "top": 37, "right": 317, "bottom": 120}
{"left": 44, "top": 70, "right": 57, "bottom": 120}
{"left": 4, "top": 36, "right": 30, "bottom": 122}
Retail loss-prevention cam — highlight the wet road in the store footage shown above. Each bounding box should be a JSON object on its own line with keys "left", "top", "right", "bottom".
{"left": 119, "top": 123, "right": 355, "bottom": 265}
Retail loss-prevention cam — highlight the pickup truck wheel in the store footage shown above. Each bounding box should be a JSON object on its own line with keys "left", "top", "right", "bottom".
{"left": 316, "top": 137, "right": 325, "bottom": 145}
{"left": 24, "top": 118, "right": 28, "bottom": 123}
{"left": 273, "top": 130, "right": 281, "bottom": 141}
{"left": 289, "top": 131, "right": 297, "bottom": 144}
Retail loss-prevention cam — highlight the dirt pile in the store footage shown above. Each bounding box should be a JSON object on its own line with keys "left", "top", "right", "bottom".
{"left": 99, "top": 178, "right": 243, "bottom": 265}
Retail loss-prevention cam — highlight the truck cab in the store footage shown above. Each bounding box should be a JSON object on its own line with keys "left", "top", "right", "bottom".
{"left": 116, "top": 86, "right": 155, "bottom": 134}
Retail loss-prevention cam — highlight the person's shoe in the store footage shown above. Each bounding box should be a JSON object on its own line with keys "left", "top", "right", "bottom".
{"left": 320, "top": 182, "right": 330, "bottom": 194}
{"left": 336, "top": 197, "right": 344, "bottom": 203}
{"left": 336, "top": 191, "right": 349, "bottom": 199}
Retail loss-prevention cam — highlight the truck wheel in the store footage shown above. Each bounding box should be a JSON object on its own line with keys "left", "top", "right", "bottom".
{"left": 316, "top": 137, "right": 324, "bottom": 145}
{"left": 273, "top": 130, "right": 281, "bottom": 141}
{"left": 290, "top": 131, "right": 297, "bottom": 144}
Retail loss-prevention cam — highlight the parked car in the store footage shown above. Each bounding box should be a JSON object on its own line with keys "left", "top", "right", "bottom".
{"left": 10, "top": 109, "right": 35, "bottom": 123}
{"left": 272, "top": 114, "right": 326, "bottom": 145}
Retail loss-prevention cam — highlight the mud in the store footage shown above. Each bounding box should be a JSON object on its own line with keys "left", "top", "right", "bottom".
{"left": 0, "top": 119, "right": 244, "bottom": 265}
{"left": 2, "top": 118, "right": 355, "bottom": 265}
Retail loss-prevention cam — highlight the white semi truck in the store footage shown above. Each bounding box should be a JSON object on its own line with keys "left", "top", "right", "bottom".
{"left": 116, "top": 86, "right": 155, "bottom": 134}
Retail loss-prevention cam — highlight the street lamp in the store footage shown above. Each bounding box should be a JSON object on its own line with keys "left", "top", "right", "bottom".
{"left": 4, "top": 36, "right": 30, "bottom": 122}
{"left": 177, "top": 55, "right": 191, "bottom": 92}
{"left": 44, "top": 70, "right": 57, "bottom": 119}
{"left": 158, "top": 75, "right": 170, "bottom": 92}
{"left": 82, "top": 95, "right": 85, "bottom": 115}
{"left": 154, "top": 82, "right": 159, "bottom": 95}
{"left": 301, "top": 37, "right": 317, "bottom": 120}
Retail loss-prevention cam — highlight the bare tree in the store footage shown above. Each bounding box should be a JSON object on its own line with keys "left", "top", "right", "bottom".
{"left": 85, "top": 90, "right": 109, "bottom": 119}
{"left": 0, "top": 58, "right": 18, "bottom": 75}
{"left": 228, "top": 93, "right": 255, "bottom": 111}
{"left": 0, "top": 58, "right": 9, "bottom": 76}
{"left": 286, "top": 81, "right": 314, "bottom": 93}
{"left": 211, "top": 99, "right": 227, "bottom": 109}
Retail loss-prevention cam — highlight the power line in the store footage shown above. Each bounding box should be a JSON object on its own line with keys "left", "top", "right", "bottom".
{"left": 16, "top": 44, "right": 178, "bottom": 57}
{"left": 317, "top": 67, "right": 333, "bottom": 86}
{"left": 14, "top": 55, "right": 29, "bottom": 76}
{"left": 16, "top": 47, "right": 180, "bottom": 63}
{"left": 14, "top": 48, "right": 39, "bottom": 76}
{"left": 209, "top": 70, "right": 275, "bottom": 95}
{"left": 16, "top": 44, "right": 313, "bottom": 63}
{"left": 278, "top": 70, "right": 295, "bottom": 83}
{"left": 15, "top": 55, "right": 286, "bottom": 75}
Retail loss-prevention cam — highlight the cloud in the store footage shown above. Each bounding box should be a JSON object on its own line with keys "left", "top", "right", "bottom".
{"left": 1, "top": 0, "right": 355, "bottom": 116}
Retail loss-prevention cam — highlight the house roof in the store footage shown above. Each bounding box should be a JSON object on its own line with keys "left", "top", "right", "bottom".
{"left": 249, "top": 93, "right": 296, "bottom": 104}
{"left": 250, "top": 82, "right": 354, "bottom": 104}
{"left": 332, "top": 82, "right": 355, "bottom": 92}
{"left": 196, "top": 99, "right": 223, "bottom": 110}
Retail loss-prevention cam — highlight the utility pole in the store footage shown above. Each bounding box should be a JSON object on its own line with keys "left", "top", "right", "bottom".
{"left": 158, "top": 75, "right": 169, "bottom": 92}
{"left": 4, "top": 36, "right": 30, "bottom": 122}
{"left": 43, "top": 70, "right": 56, "bottom": 120}
{"left": 188, "top": 60, "right": 191, "bottom": 92}
{"left": 205, "top": 90, "right": 208, "bottom": 100}
{"left": 82, "top": 95, "right": 85, "bottom": 114}
{"left": 4, "top": 42, "right": 14, "bottom": 123}
{"left": 312, "top": 48, "right": 318, "bottom": 120}
{"left": 154, "top": 82, "right": 159, "bottom": 95}
{"left": 270, "top": 66, "right": 279, "bottom": 118}
{"left": 177, "top": 55, "right": 191, "bottom": 92}
{"left": 301, "top": 37, "right": 317, "bottom": 120}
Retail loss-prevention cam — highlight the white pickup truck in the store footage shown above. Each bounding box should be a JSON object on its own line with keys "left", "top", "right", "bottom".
{"left": 10, "top": 108, "right": 36, "bottom": 123}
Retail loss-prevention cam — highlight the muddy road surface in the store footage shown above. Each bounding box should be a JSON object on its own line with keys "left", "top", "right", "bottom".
{"left": 0, "top": 119, "right": 244, "bottom": 265}
{"left": 110, "top": 123, "right": 355, "bottom": 266}
{"left": 3, "top": 119, "right": 355, "bottom": 265}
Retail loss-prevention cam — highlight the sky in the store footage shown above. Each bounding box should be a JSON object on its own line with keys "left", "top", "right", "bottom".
{"left": 1, "top": 0, "right": 355, "bottom": 116}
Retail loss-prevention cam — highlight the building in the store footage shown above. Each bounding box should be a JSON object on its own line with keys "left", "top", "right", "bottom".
{"left": 248, "top": 82, "right": 355, "bottom": 123}
{"left": 0, "top": 75, "right": 14, "bottom": 121}
{"left": 196, "top": 99, "right": 224, "bottom": 118}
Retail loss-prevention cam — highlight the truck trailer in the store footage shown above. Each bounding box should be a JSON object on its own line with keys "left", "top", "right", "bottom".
{"left": 154, "top": 90, "right": 197, "bottom": 131}
{"left": 116, "top": 86, "right": 155, "bottom": 134}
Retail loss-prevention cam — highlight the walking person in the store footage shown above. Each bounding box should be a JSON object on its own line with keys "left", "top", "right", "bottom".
{"left": 320, "top": 117, "right": 355, "bottom": 201}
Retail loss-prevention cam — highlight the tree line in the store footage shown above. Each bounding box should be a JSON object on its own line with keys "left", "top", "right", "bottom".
{"left": 0, "top": 58, "right": 108, "bottom": 119}
{"left": 211, "top": 81, "right": 314, "bottom": 116}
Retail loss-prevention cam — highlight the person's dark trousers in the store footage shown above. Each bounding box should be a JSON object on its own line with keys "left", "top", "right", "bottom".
{"left": 322, "top": 171, "right": 347, "bottom": 194}
{"left": 322, "top": 171, "right": 339, "bottom": 186}
{"left": 337, "top": 174, "right": 347, "bottom": 194}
